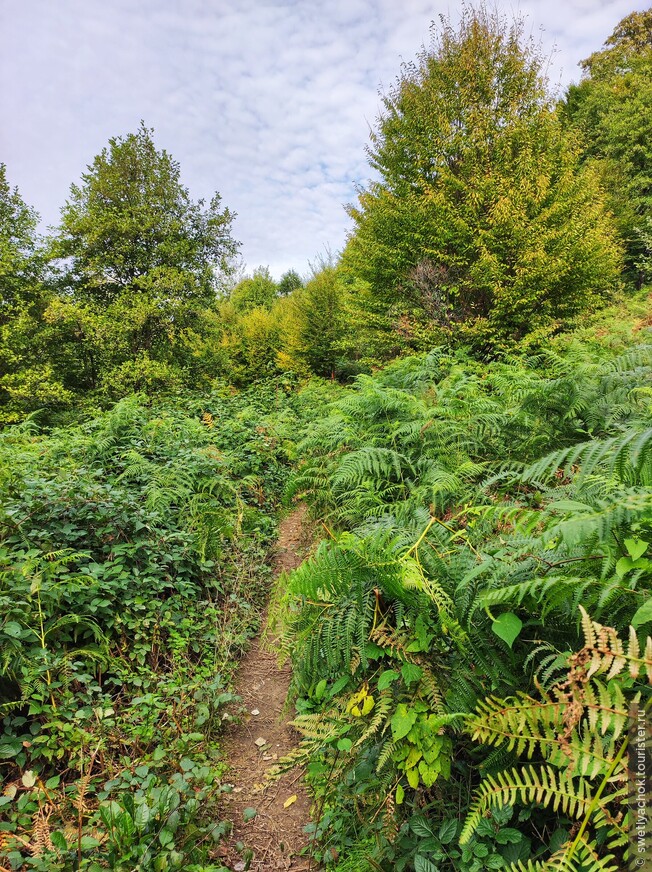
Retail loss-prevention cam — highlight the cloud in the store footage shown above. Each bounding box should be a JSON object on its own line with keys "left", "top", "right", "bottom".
{"left": 0, "top": 0, "right": 648, "bottom": 278}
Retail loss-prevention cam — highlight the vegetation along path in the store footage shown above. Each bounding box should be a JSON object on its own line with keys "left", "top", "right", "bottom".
{"left": 218, "top": 505, "right": 314, "bottom": 872}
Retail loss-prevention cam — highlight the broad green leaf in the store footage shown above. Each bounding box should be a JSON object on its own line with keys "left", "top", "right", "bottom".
{"left": 546, "top": 500, "right": 593, "bottom": 513}
{"left": 414, "top": 856, "right": 440, "bottom": 872}
{"left": 377, "top": 669, "right": 400, "bottom": 690}
{"left": 632, "top": 599, "right": 652, "bottom": 628}
{"left": 406, "top": 766, "right": 420, "bottom": 788}
{"left": 328, "top": 675, "right": 350, "bottom": 697}
{"left": 438, "top": 818, "right": 458, "bottom": 844}
{"left": 410, "top": 816, "right": 435, "bottom": 838}
{"left": 491, "top": 612, "right": 522, "bottom": 648}
{"left": 549, "top": 828, "right": 570, "bottom": 853}
{"left": 419, "top": 760, "right": 439, "bottom": 787}
{"left": 50, "top": 831, "right": 68, "bottom": 852}
{"left": 625, "top": 538, "right": 648, "bottom": 560}
{"left": 134, "top": 803, "right": 151, "bottom": 828}
{"left": 391, "top": 704, "right": 418, "bottom": 741}
{"left": 495, "top": 827, "right": 524, "bottom": 845}
{"left": 401, "top": 663, "right": 423, "bottom": 685}
{"left": 616, "top": 556, "right": 635, "bottom": 577}
{"left": 314, "top": 679, "right": 327, "bottom": 700}
{"left": 2, "top": 621, "right": 22, "bottom": 638}
{"left": 406, "top": 747, "right": 423, "bottom": 769}
{"left": 0, "top": 739, "right": 22, "bottom": 759}
{"left": 158, "top": 827, "right": 174, "bottom": 847}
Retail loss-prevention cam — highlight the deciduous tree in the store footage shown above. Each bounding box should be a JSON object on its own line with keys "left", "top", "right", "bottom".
{"left": 229, "top": 266, "right": 278, "bottom": 312}
{"left": 0, "top": 167, "right": 72, "bottom": 422}
{"left": 52, "top": 122, "right": 238, "bottom": 306}
{"left": 344, "top": 6, "right": 622, "bottom": 350}
{"left": 564, "top": 9, "right": 652, "bottom": 280}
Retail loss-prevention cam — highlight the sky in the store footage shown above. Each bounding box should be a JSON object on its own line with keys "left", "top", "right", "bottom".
{"left": 0, "top": 0, "right": 649, "bottom": 279}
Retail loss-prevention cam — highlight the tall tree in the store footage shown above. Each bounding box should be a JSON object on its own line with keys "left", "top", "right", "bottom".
{"left": 53, "top": 122, "right": 238, "bottom": 306}
{"left": 343, "top": 6, "right": 622, "bottom": 350}
{"left": 0, "top": 164, "right": 42, "bottom": 321}
{"left": 229, "top": 266, "right": 278, "bottom": 312}
{"left": 563, "top": 9, "right": 652, "bottom": 280}
{"left": 293, "top": 266, "right": 345, "bottom": 379}
{"left": 0, "top": 166, "right": 73, "bottom": 422}
{"left": 41, "top": 125, "right": 239, "bottom": 400}
{"left": 277, "top": 269, "right": 303, "bottom": 296}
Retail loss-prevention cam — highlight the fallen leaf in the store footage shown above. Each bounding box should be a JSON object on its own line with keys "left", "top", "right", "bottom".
{"left": 283, "top": 794, "right": 297, "bottom": 808}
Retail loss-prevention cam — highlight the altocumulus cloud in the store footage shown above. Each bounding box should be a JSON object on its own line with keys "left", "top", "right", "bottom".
{"left": 0, "top": 0, "right": 648, "bottom": 277}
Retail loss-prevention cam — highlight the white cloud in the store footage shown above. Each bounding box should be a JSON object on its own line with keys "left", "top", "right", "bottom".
{"left": 0, "top": 0, "right": 648, "bottom": 278}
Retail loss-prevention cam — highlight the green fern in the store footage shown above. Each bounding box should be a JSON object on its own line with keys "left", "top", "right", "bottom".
{"left": 461, "top": 610, "right": 645, "bottom": 869}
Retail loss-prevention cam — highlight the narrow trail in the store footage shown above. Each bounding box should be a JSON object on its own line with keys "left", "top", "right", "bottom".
{"left": 218, "top": 505, "right": 315, "bottom": 872}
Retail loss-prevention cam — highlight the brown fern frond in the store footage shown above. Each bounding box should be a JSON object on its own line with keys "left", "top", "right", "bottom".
{"left": 369, "top": 624, "right": 412, "bottom": 659}
{"left": 30, "top": 805, "right": 54, "bottom": 856}
{"left": 382, "top": 790, "right": 398, "bottom": 841}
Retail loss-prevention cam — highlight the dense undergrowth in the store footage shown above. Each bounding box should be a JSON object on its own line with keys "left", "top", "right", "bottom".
{"left": 2, "top": 7, "right": 652, "bottom": 870}
{"left": 271, "top": 313, "right": 652, "bottom": 871}
{"left": 2, "top": 289, "right": 651, "bottom": 871}
{"left": 0, "top": 383, "right": 323, "bottom": 870}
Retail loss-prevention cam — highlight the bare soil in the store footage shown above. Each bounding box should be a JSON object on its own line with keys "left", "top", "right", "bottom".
{"left": 217, "top": 505, "right": 315, "bottom": 871}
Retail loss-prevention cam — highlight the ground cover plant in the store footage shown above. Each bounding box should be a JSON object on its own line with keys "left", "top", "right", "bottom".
{"left": 274, "top": 331, "right": 652, "bottom": 871}
{"left": 0, "top": 385, "right": 308, "bottom": 869}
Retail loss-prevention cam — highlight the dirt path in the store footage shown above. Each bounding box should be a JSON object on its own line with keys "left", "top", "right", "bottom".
{"left": 217, "top": 505, "right": 314, "bottom": 872}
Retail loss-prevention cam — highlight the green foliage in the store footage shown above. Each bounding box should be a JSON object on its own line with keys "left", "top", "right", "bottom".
{"left": 0, "top": 163, "right": 42, "bottom": 318}
{"left": 563, "top": 9, "right": 652, "bottom": 278}
{"left": 0, "top": 128, "right": 242, "bottom": 420}
{"left": 290, "top": 266, "right": 348, "bottom": 378}
{"left": 229, "top": 266, "right": 278, "bottom": 313}
{"left": 0, "top": 387, "right": 302, "bottom": 867}
{"left": 0, "top": 166, "right": 72, "bottom": 425}
{"left": 277, "top": 324, "right": 652, "bottom": 869}
{"left": 3, "top": 13, "right": 652, "bottom": 869}
{"left": 217, "top": 266, "right": 359, "bottom": 385}
{"left": 461, "top": 608, "right": 642, "bottom": 870}
{"left": 343, "top": 6, "right": 622, "bottom": 351}
{"left": 52, "top": 122, "right": 237, "bottom": 307}
{"left": 277, "top": 269, "right": 304, "bottom": 296}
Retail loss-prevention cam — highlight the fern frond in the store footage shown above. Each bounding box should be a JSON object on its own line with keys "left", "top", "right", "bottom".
{"left": 460, "top": 765, "right": 594, "bottom": 844}
{"left": 510, "top": 835, "right": 619, "bottom": 872}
